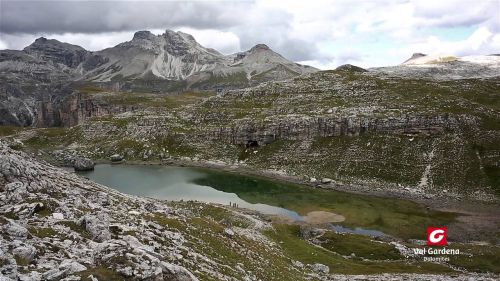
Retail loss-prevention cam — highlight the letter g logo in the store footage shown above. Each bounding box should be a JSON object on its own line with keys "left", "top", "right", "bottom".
{"left": 427, "top": 227, "right": 447, "bottom": 246}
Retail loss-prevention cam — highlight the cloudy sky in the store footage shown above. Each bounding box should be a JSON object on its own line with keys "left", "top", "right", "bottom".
{"left": 0, "top": 0, "right": 499, "bottom": 69}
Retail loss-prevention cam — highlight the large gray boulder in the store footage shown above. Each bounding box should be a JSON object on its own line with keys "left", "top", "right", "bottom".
{"left": 311, "top": 263, "right": 329, "bottom": 274}
{"left": 78, "top": 213, "right": 111, "bottom": 242}
{"left": 4, "top": 220, "right": 28, "bottom": 239}
{"left": 12, "top": 245, "right": 36, "bottom": 263}
{"left": 5, "top": 181, "right": 27, "bottom": 203}
{"left": 73, "top": 157, "right": 95, "bottom": 171}
{"left": 42, "top": 259, "right": 87, "bottom": 281}
{"left": 110, "top": 154, "right": 123, "bottom": 162}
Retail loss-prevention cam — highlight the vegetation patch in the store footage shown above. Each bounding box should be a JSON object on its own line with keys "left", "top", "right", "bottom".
{"left": 315, "top": 231, "right": 402, "bottom": 260}
{"left": 76, "top": 266, "right": 125, "bottom": 281}
{"left": 0, "top": 126, "right": 23, "bottom": 137}
{"left": 265, "top": 224, "right": 453, "bottom": 274}
{"left": 29, "top": 227, "right": 58, "bottom": 238}
{"left": 447, "top": 244, "right": 500, "bottom": 274}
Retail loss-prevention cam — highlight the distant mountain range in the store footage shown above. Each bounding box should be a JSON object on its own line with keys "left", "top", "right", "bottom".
{"left": 371, "top": 52, "right": 500, "bottom": 80}
{"left": 0, "top": 29, "right": 499, "bottom": 127}
{"left": 0, "top": 29, "right": 316, "bottom": 89}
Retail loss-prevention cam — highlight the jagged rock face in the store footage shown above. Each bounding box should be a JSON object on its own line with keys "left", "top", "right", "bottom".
{"left": 0, "top": 50, "right": 71, "bottom": 83}
{"left": 202, "top": 115, "right": 458, "bottom": 146}
{"left": 87, "top": 29, "right": 315, "bottom": 83}
{"left": 90, "top": 30, "right": 228, "bottom": 81}
{"left": 0, "top": 29, "right": 316, "bottom": 84}
{"left": 0, "top": 82, "right": 76, "bottom": 127}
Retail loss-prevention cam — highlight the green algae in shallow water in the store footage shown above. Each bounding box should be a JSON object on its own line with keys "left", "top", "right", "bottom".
{"left": 193, "top": 169, "right": 457, "bottom": 240}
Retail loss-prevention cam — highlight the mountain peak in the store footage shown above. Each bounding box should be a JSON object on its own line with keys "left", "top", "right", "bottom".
{"left": 402, "top": 53, "right": 457, "bottom": 65}
{"left": 250, "top": 44, "right": 271, "bottom": 52}
{"left": 402, "top": 53, "right": 426, "bottom": 64}
{"left": 176, "top": 31, "right": 197, "bottom": 42}
{"left": 23, "top": 37, "right": 89, "bottom": 68}
{"left": 133, "top": 30, "right": 155, "bottom": 41}
{"left": 335, "top": 64, "right": 367, "bottom": 73}
{"left": 25, "top": 37, "right": 86, "bottom": 52}
{"left": 34, "top": 37, "right": 48, "bottom": 43}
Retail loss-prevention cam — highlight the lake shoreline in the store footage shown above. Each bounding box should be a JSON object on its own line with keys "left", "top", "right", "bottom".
{"left": 73, "top": 158, "right": 500, "bottom": 242}
{"left": 92, "top": 158, "right": 500, "bottom": 215}
{"left": 118, "top": 158, "right": 500, "bottom": 243}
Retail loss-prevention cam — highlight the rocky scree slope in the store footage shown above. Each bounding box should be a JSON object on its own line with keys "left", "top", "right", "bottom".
{"left": 1, "top": 142, "right": 315, "bottom": 280}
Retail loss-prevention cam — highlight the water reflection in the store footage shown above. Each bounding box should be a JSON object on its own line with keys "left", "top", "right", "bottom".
{"left": 77, "top": 164, "right": 302, "bottom": 220}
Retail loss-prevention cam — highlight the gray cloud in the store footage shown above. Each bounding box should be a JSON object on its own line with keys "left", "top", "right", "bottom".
{"left": 0, "top": 0, "right": 320, "bottom": 61}
{"left": 0, "top": 1, "right": 249, "bottom": 34}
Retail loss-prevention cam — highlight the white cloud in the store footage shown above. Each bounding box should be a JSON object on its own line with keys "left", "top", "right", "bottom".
{"left": 385, "top": 26, "right": 500, "bottom": 67}
{"left": 176, "top": 28, "right": 241, "bottom": 54}
{"left": 0, "top": 38, "right": 7, "bottom": 49}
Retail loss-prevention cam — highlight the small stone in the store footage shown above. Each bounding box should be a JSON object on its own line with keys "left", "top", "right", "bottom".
{"left": 223, "top": 228, "right": 234, "bottom": 237}
{"left": 311, "top": 263, "right": 329, "bottom": 274}
{"left": 52, "top": 213, "right": 64, "bottom": 220}
{"left": 110, "top": 154, "right": 123, "bottom": 162}
{"left": 292, "top": 260, "right": 304, "bottom": 268}
{"left": 321, "top": 178, "right": 333, "bottom": 184}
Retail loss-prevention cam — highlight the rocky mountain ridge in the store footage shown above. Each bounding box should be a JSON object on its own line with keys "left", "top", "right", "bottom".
{"left": 1, "top": 29, "right": 316, "bottom": 85}
{"left": 0, "top": 29, "right": 317, "bottom": 127}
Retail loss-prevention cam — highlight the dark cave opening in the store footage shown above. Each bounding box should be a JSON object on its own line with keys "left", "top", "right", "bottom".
{"left": 245, "top": 140, "right": 259, "bottom": 148}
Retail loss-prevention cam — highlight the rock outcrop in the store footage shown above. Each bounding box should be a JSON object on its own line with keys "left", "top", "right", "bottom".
{"left": 0, "top": 143, "right": 201, "bottom": 280}
{"left": 73, "top": 157, "right": 95, "bottom": 171}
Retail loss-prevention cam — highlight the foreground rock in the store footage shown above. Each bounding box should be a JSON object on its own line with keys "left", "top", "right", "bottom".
{"left": 110, "top": 154, "right": 124, "bottom": 162}
{"left": 0, "top": 143, "right": 201, "bottom": 280}
{"left": 73, "top": 157, "right": 95, "bottom": 171}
